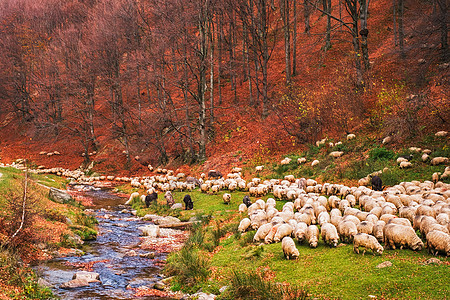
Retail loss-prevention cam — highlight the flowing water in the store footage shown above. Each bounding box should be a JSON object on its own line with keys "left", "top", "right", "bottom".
{"left": 33, "top": 185, "right": 179, "bottom": 299}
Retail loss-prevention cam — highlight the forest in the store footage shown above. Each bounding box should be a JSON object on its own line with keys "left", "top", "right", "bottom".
{"left": 0, "top": 0, "right": 448, "bottom": 171}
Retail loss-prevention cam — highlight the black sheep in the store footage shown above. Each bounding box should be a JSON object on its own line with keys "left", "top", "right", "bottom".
{"left": 371, "top": 175, "right": 383, "bottom": 191}
{"left": 183, "top": 194, "right": 194, "bottom": 210}
{"left": 208, "top": 170, "right": 223, "bottom": 179}
{"left": 399, "top": 154, "right": 413, "bottom": 161}
{"left": 145, "top": 191, "right": 158, "bottom": 207}
{"left": 243, "top": 195, "right": 252, "bottom": 207}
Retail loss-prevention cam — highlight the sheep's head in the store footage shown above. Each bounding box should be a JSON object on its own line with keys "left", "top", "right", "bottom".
{"left": 376, "top": 245, "right": 384, "bottom": 255}
{"left": 412, "top": 240, "right": 424, "bottom": 251}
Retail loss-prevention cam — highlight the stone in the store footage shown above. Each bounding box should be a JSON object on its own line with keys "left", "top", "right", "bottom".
{"left": 49, "top": 187, "right": 73, "bottom": 204}
{"left": 139, "top": 252, "right": 156, "bottom": 259}
{"left": 60, "top": 278, "right": 89, "bottom": 289}
{"left": 171, "top": 203, "right": 183, "bottom": 210}
{"left": 153, "top": 216, "right": 181, "bottom": 226}
{"left": 138, "top": 224, "right": 160, "bottom": 237}
{"left": 191, "top": 292, "right": 216, "bottom": 300}
{"left": 154, "top": 281, "right": 165, "bottom": 290}
{"left": 38, "top": 278, "right": 52, "bottom": 288}
{"left": 376, "top": 261, "right": 392, "bottom": 269}
{"left": 125, "top": 250, "right": 138, "bottom": 257}
{"left": 219, "top": 286, "right": 228, "bottom": 293}
{"left": 73, "top": 271, "right": 100, "bottom": 283}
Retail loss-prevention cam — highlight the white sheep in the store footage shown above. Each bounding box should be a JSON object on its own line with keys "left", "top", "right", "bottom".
{"left": 383, "top": 224, "right": 424, "bottom": 251}
{"left": 238, "top": 218, "right": 251, "bottom": 233}
{"left": 357, "top": 221, "right": 374, "bottom": 235}
{"left": 353, "top": 233, "right": 384, "bottom": 255}
{"left": 294, "top": 222, "right": 308, "bottom": 243}
{"left": 239, "top": 203, "right": 247, "bottom": 213}
{"left": 297, "top": 157, "right": 306, "bottom": 164}
{"left": 223, "top": 193, "right": 231, "bottom": 205}
{"left": 382, "top": 136, "right": 393, "bottom": 144}
{"left": 399, "top": 161, "right": 412, "bottom": 168}
{"left": 422, "top": 153, "right": 429, "bottom": 162}
{"left": 305, "top": 225, "right": 319, "bottom": 248}
{"left": 431, "top": 157, "right": 449, "bottom": 165}
{"left": 280, "top": 157, "right": 292, "bottom": 165}
{"left": 253, "top": 223, "right": 273, "bottom": 242}
{"left": 426, "top": 230, "right": 450, "bottom": 256}
{"left": 329, "top": 151, "right": 344, "bottom": 158}
{"left": 311, "top": 160, "right": 320, "bottom": 167}
{"left": 435, "top": 131, "right": 448, "bottom": 137}
{"left": 372, "top": 220, "right": 386, "bottom": 242}
{"left": 255, "top": 165, "right": 264, "bottom": 172}
{"left": 347, "top": 133, "right": 356, "bottom": 140}
{"left": 125, "top": 192, "right": 140, "bottom": 205}
{"left": 338, "top": 220, "right": 358, "bottom": 243}
{"left": 282, "top": 237, "right": 300, "bottom": 260}
{"left": 321, "top": 223, "right": 339, "bottom": 247}
{"left": 273, "top": 224, "right": 294, "bottom": 243}
{"left": 265, "top": 224, "right": 281, "bottom": 244}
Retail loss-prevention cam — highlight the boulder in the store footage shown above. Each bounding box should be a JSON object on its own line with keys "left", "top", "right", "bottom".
{"left": 73, "top": 271, "right": 100, "bottom": 283}
{"left": 60, "top": 278, "right": 89, "bottom": 289}
{"left": 376, "top": 261, "right": 392, "bottom": 269}
{"left": 49, "top": 187, "right": 73, "bottom": 204}
{"left": 170, "top": 203, "right": 183, "bottom": 210}
{"left": 153, "top": 216, "right": 181, "bottom": 226}
{"left": 138, "top": 224, "right": 160, "bottom": 237}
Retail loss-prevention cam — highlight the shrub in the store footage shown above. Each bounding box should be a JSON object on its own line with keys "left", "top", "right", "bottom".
{"left": 220, "top": 269, "right": 308, "bottom": 300}
{"left": 239, "top": 231, "right": 256, "bottom": 247}
{"left": 369, "top": 147, "right": 395, "bottom": 161}
{"left": 164, "top": 246, "right": 210, "bottom": 288}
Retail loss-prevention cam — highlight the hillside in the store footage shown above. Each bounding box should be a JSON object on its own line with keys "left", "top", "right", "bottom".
{"left": 0, "top": 0, "right": 448, "bottom": 175}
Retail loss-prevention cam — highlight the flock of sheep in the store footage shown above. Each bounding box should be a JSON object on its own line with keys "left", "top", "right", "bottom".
{"left": 236, "top": 176, "right": 450, "bottom": 259}
{"left": 2, "top": 132, "right": 449, "bottom": 260}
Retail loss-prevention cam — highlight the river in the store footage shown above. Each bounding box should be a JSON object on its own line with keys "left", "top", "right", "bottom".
{"left": 33, "top": 185, "right": 182, "bottom": 299}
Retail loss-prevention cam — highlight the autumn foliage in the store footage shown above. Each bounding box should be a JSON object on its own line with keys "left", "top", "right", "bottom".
{"left": 0, "top": 0, "right": 448, "bottom": 172}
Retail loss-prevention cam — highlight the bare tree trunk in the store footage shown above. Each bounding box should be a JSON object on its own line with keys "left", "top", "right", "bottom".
{"left": 259, "top": 0, "right": 270, "bottom": 118}
{"left": 292, "top": 0, "right": 298, "bottom": 76}
{"left": 359, "top": 0, "right": 369, "bottom": 70}
{"left": 304, "top": 0, "right": 311, "bottom": 34}
{"left": 436, "top": 0, "right": 448, "bottom": 60}
{"left": 218, "top": 11, "right": 223, "bottom": 106}
{"left": 398, "top": 0, "right": 405, "bottom": 57}
{"left": 281, "top": 0, "right": 291, "bottom": 83}
{"left": 209, "top": 17, "right": 215, "bottom": 139}
{"left": 324, "top": 0, "right": 332, "bottom": 50}
{"left": 393, "top": 0, "right": 398, "bottom": 46}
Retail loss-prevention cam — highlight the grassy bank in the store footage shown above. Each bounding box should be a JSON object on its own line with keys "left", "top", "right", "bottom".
{"left": 0, "top": 166, "right": 98, "bottom": 299}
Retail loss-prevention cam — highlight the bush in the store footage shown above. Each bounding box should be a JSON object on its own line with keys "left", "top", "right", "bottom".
{"left": 220, "top": 269, "right": 308, "bottom": 300}
{"left": 369, "top": 147, "right": 395, "bottom": 161}
{"left": 164, "top": 246, "right": 210, "bottom": 289}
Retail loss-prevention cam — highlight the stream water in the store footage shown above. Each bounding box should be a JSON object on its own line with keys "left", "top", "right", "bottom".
{"left": 33, "top": 185, "right": 179, "bottom": 299}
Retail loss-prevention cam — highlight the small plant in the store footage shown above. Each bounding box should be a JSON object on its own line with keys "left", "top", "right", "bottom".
{"left": 369, "top": 147, "right": 395, "bottom": 161}
{"left": 239, "top": 231, "right": 256, "bottom": 247}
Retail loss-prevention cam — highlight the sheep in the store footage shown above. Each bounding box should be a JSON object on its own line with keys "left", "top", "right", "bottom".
{"left": 347, "top": 133, "right": 356, "bottom": 140}
{"left": 223, "top": 193, "right": 231, "bottom": 205}
{"left": 250, "top": 210, "right": 268, "bottom": 229}
{"left": 353, "top": 233, "right": 384, "bottom": 255}
{"left": 238, "top": 218, "right": 251, "bottom": 233}
{"left": 255, "top": 165, "right": 264, "bottom": 172}
{"left": 399, "top": 206, "right": 417, "bottom": 223}
{"left": 208, "top": 170, "right": 223, "bottom": 179}
{"left": 200, "top": 184, "right": 209, "bottom": 193}
{"left": 321, "top": 223, "right": 339, "bottom": 247}
{"left": 305, "top": 225, "right": 319, "bottom": 248}
{"left": 373, "top": 220, "right": 386, "bottom": 242}
{"left": 426, "top": 230, "right": 450, "bottom": 256}
{"left": 253, "top": 223, "right": 273, "bottom": 242}
{"left": 436, "top": 213, "right": 449, "bottom": 226}
{"left": 282, "top": 237, "right": 300, "bottom": 260}
{"left": 400, "top": 161, "right": 412, "bottom": 168}
{"left": 435, "top": 131, "right": 448, "bottom": 137}
{"left": 357, "top": 221, "right": 374, "bottom": 235}
{"left": 265, "top": 224, "right": 281, "bottom": 244}
{"left": 239, "top": 203, "right": 247, "bottom": 213}
{"left": 164, "top": 191, "right": 175, "bottom": 207}
{"left": 280, "top": 157, "right": 292, "bottom": 165}
{"left": 329, "top": 151, "right": 344, "bottom": 158}
{"left": 338, "top": 220, "right": 358, "bottom": 243}
{"left": 387, "top": 217, "right": 411, "bottom": 227}
{"left": 311, "top": 160, "right": 320, "bottom": 167}
{"left": 242, "top": 195, "right": 252, "bottom": 207}
{"left": 294, "top": 222, "right": 308, "bottom": 243}
{"left": 318, "top": 211, "right": 331, "bottom": 226}
{"left": 422, "top": 153, "right": 430, "bottom": 162}
{"left": 431, "top": 157, "right": 449, "bottom": 165}
{"left": 274, "top": 224, "right": 294, "bottom": 243}
{"left": 383, "top": 224, "right": 424, "bottom": 251}
{"left": 145, "top": 191, "right": 158, "bottom": 207}
{"left": 183, "top": 194, "right": 194, "bottom": 210}
{"left": 284, "top": 174, "right": 295, "bottom": 183}
{"left": 126, "top": 192, "right": 140, "bottom": 205}
{"left": 297, "top": 157, "right": 307, "bottom": 164}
